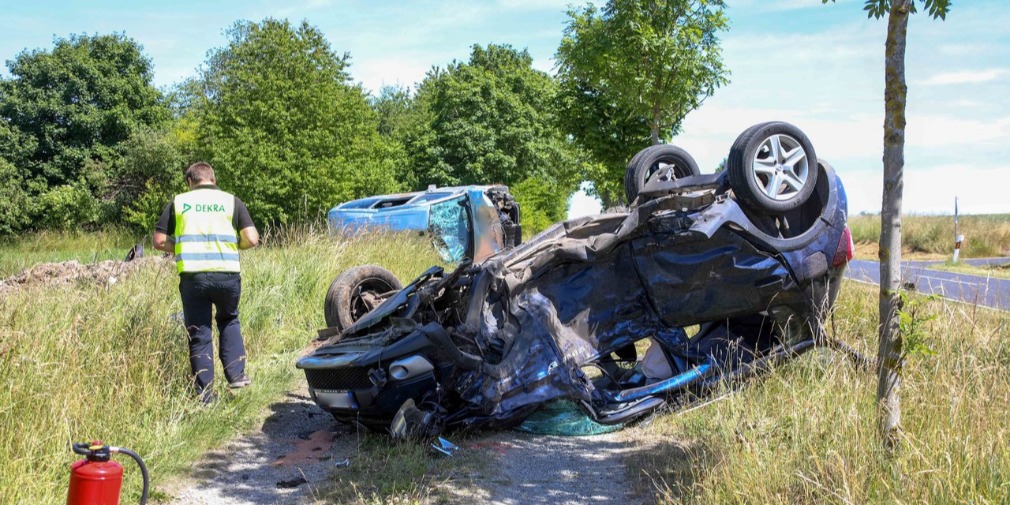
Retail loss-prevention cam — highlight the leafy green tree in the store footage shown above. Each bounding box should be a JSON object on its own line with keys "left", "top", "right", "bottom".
{"left": 371, "top": 85, "right": 413, "bottom": 139}
{"left": 823, "top": 0, "right": 950, "bottom": 452}
{"left": 556, "top": 0, "right": 729, "bottom": 206}
{"left": 405, "top": 44, "right": 583, "bottom": 227}
{"left": 114, "top": 126, "right": 188, "bottom": 232}
{"left": 190, "top": 18, "right": 405, "bottom": 224}
{"left": 368, "top": 85, "right": 416, "bottom": 190}
{"left": 0, "top": 158, "right": 39, "bottom": 235}
{"left": 0, "top": 33, "right": 168, "bottom": 186}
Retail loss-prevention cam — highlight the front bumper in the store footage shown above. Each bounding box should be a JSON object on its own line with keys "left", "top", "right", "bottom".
{"left": 299, "top": 351, "right": 442, "bottom": 427}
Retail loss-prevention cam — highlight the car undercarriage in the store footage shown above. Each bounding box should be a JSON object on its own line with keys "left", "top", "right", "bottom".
{"left": 298, "top": 122, "right": 854, "bottom": 436}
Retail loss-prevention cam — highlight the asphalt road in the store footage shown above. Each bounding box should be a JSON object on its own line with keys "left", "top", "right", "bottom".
{"left": 845, "top": 258, "right": 1010, "bottom": 310}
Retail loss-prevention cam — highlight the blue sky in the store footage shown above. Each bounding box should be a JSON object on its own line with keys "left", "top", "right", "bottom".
{"left": 2, "top": 0, "right": 1007, "bottom": 216}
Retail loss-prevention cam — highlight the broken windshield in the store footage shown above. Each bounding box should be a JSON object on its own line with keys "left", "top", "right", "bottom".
{"left": 428, "top": 195, "right": 472, "bottom": 263}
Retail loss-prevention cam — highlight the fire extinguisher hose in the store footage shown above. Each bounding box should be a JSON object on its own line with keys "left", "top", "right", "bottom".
{"left": 111, "top": 447, "right": 149, "bottom": 505}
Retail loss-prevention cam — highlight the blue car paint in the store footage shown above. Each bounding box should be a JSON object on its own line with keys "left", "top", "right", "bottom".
{"left": 328, "top": 185, "right": 508, "bottom": 263}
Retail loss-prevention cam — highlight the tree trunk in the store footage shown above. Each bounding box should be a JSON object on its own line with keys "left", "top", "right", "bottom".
{"left": 877, "top": 0, "right": 910, "bottom": 453}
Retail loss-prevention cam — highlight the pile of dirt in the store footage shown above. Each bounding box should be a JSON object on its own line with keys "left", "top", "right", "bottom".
{"left": 0, "top": 256, "right": 165, "bottom": 294}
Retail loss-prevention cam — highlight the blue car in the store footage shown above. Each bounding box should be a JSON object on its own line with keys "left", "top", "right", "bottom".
{"left": 321, "top": 186, "right": 521, "bottom": 333}
{"left": 327, "top": 185, "right": 521, "bottom": 264}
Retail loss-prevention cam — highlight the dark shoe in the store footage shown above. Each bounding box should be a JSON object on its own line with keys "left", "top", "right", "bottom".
{"left": 201, "top": 390, "right": 219, "bottom": 405}
{"left": 228, "top": 374, "right": 251, "bottom": 389}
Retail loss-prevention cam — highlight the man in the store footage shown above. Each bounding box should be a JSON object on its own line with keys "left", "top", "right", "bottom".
{"left": 153, "top": 162, "right": 259, "bottom": 403}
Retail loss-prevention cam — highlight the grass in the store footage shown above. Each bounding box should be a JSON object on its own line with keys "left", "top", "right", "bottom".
{"left": 624, "top": 281, "right": 1010, "bottom": 504}
{"left": 0, "top": 226, "right": 441, "bottom": 505}
{"left": 0, "top": 227, "right": 139, "bottom": 278}
{"left": 5, "top": 222, "right": 1010, "bottom": 504}
{"left": 849, "top": 214, "right": 1010, "bottom": 260}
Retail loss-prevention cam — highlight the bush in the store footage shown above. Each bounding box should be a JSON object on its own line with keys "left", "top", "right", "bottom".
{"left": 0, "top": 159, "right": 38, "bottom": 236}
{"left": 36, "top": 181, "right": 105, "bottom": 230}
{"left": 511, "top": 176, "right": 572, "bottom": 236}
{"left": 112, "top": 126, "right": 187, "bottom": 231}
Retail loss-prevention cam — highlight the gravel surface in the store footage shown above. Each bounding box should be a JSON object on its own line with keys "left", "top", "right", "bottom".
{"left": 165, "top": 390, "right": 646, "bottom": 505}
{"left": 164, "top": 388, "right": 357, "bottom": 505}
{"left": 474, "top": 430, "right": 646, "bottom": 505}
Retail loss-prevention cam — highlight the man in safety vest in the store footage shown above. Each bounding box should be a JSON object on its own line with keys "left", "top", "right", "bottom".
{"left": 153, "top": 162, "right": 259, "bottom": 403}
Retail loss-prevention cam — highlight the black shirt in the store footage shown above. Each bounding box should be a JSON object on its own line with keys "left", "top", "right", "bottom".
{"left": 155, "top": 184, "right": 255, "bottom": 235}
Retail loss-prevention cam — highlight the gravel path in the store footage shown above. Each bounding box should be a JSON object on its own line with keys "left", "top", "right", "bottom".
{"left": 165, "top": 388, "right": 357, "bottom": 505}
{"left": 475, "top": 431, "right": 646, "bottom": 505}
{"left": 164, "top": 390, "right": 648, "bottom": 504}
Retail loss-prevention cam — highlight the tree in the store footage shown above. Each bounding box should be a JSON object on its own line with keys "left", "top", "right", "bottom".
{"left": 0, "top": 157, "right": 39, "bottom": 235}
{"left": 556, "top": 0, "right": 729, "bottom": 207}
{"left": 190, "top": 18, "right": 405, "bottom": 224}
{"left": 371, "top": 85, "right": 414, "bottom": 139}
{"left": 114, "top": 125, "right": 188, "bottom": 232}
{"left": 0, "top": 33, "right": 168, "bottom": 186}
{"left": 405, "top": 44, "right": 584, "bottom": 227}
{"left": 823, "top": 0, "right": 950, "bottom": 452}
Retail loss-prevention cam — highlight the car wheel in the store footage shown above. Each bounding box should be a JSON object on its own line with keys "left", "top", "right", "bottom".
{"left": 324, "top": 265, "right": 403, "bottom": 331}
{"left": 727, "top": 122, "right": 819, "bottom": 214}
{"left": 624, "top": 144, "right": 701, "bottom": 204}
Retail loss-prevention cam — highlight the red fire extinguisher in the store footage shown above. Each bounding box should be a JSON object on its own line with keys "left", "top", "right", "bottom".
{"left": 67, "top": 441, "right": 149, "bottom": 505}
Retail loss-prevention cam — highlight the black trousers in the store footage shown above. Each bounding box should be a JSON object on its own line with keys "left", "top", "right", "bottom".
{"left": 179, "top": 272, "right": 247, "bottom": 394}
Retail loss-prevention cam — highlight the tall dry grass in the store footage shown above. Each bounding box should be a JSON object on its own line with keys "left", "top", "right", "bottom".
{"left": 0, "top": 227, "right": 441, "bottom": 504}
{"left": 848, "top": 214, "right": 1010, "bottom": 258}
{"left": 626, "top": 281, "right": 1010, "bottom": 504}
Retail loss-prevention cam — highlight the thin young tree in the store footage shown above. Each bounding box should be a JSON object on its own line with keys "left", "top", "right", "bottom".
{"left": 555, "top": 0, "right": 729, "bottom": 207}
{"left": 823, "top": 0, "right": 950, "bottom": 451}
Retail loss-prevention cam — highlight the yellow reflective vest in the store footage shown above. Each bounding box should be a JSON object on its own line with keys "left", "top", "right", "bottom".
{"left": 173, "top": 188, "right": 240, "bottom": 273}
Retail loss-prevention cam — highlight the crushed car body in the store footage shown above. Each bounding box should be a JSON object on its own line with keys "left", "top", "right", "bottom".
{"left": 298, "top": 122, "right": 853, "bottom": 435}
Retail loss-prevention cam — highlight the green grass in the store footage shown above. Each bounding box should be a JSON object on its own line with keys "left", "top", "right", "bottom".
{"left": 0, "top": 226, "right": 441, "bottom": 505}
{"left": 849, "top": 214, "right": 1010, "bottom": 258}
{"left": 624, "top": 281, "right": 1010, "bottom": 504}
{"left": 6, "top": 226, "right": 1010, "bottom": 504}
{"left": 0, "top": 228, "right": 140, "bottom": 278}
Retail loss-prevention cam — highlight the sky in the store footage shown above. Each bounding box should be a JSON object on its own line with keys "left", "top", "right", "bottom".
{"left": 1, "top": 0, "right": 1007, "bottom": 217}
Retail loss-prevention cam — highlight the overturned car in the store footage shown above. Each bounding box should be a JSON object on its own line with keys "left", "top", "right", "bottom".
{"left": 297, "top": 122, "right": 853, "bottom": 434}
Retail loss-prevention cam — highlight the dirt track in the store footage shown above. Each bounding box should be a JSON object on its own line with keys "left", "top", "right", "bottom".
{"left": 163, "top": 386, "right": 647, "bottom": 505}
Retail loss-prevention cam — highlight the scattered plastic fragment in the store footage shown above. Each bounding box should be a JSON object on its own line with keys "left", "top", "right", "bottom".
{"left": 431, "top": 437, "right": 459, "bottom": 456}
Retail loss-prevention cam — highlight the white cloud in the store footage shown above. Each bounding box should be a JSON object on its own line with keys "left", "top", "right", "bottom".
{"left": 921, "top": 69, "right": 1010, "bottom": 86}
{"left": 907, "top": 115, "right": 1010, "bottom": 149}
{"left": 353, "top": 55, "right": 437, "bottom": 95}
{"left": 903, "top": 163, "right": 1010, "bottom": 215}
{"left": 568, "top": 182, "right": 603, "bottom": 218}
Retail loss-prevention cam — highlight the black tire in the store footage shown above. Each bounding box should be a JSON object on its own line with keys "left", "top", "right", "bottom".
{"left": 622, "top": 145, "right": 653, "bottom": 202}
{"left": 727, "top": 122, "right": 819, "bottom": 215}
{"left": 323, "top": 265, "right": 402, "bottom": 331}
{"left": 624, "top": 144, "right": 702, "bottom": 204}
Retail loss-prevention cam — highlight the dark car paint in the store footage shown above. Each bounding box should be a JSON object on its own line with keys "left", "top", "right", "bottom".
{"left": 298, "top": 164, "right": 849, "bottom": 433}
